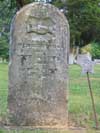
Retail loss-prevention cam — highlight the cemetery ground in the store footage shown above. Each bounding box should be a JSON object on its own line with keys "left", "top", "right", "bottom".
{"left": 0, "top": 63, "right": 100, "bottom": 133}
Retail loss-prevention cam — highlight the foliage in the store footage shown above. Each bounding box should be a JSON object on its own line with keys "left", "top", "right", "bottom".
{"left": 0, "top": 0, "right": 16, "bottom": 60}
{"left": 66, "top": 0, "right": 100, "bottom": 47}
{"left": 0, "top": 36, "right": 9, "bottom": 60}
{"left": 81, "top": 42, "right": 100, "bottom": 59}
{"left": 0, "top": 0, "right": 100, "bottom": 59}
{"left": 91, "top": 42, "right": 100, "bottom": 59}
{"left": 81, "top": 44, "right": 92, "bottom": 54}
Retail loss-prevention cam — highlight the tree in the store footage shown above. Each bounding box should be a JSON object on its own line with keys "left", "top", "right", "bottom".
{"left": 0, "top": 36, "right": 9, "bottom": 61}
{"left": 91, "top": 43, "right": 100, "bottom": 59}
{"left": 0, "top": 0, "right": 100, "bottom": 60}
{"left": 0, "top": 0, "right": 16, "bottom": 61}
{"left": 15, "top": 0, "right": 35, "bottom": 8}
{"left": 66, "top": 0, "right": 100, "bottom": 48}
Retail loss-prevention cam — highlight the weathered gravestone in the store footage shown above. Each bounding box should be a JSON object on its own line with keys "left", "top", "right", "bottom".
{"left": 8, "top": 2, "right": 69, "bottom": 127}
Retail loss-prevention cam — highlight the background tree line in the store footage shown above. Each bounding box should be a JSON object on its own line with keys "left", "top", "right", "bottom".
{"left": 0, "top": 0, "right": 100, "bottom": 61}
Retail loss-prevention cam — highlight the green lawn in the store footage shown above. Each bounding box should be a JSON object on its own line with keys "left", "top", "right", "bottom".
{"left": 0, "top": 63, "right": 8, "bottom": 118}
{"left": 69, "top": 65, "right": 100, "bottom": 127}
{"left": 0, "top": 63, "right": 100, "bottom": 132}
{"left": 0, "top": 128, "right": 98, "bottom": 133}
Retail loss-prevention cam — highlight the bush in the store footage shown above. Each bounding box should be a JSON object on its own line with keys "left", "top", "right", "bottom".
{"left": 91, "top": 42, "right": 100, "bottom": 59}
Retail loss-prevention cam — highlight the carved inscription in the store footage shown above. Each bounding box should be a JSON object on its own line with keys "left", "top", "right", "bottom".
{"left": 17, "top": 41, "right": 64, "bottom": 78}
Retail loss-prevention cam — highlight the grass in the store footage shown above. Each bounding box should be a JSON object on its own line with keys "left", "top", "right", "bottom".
{"left": 0, "top": 63, "right": 8, "bottom": 118}
{"left": 69, "top": 65, "right": 100, "bottom": 127}
{"left": 0, "top": 129, "right": 98, "bottom": 133}
{"left": 0, "top": 63, "right": 100, "bottom": 132}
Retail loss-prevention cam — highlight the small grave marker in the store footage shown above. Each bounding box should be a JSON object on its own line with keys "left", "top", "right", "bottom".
{"left": 77, "top": 54, "right": 98, "bottom": 129}
{"left": 77, "top": 54, "right": 95, "bottom": 74}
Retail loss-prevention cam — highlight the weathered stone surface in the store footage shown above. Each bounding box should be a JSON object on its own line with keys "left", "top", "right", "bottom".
{"left": 8, "top": 2, "right": 69, "bottom": 127}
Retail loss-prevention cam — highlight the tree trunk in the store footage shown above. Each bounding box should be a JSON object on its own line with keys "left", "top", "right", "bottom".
{"left": 16, "top": 0, "right": 26, "bottom": 8}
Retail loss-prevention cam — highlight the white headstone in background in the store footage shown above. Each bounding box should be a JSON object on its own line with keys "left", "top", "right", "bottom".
{"left": 69, "top": 53, "right": 75, "bottom": 64}
{"left": 94, "top": 59, "right": 100, "bottom": 64}
{"left": 35, "top": 0, "right": 47, "bottom": 2}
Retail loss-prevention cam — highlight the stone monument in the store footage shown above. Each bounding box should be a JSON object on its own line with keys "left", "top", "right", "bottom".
{"left": 8, "top": 2, "right": 69, "bottom": 127}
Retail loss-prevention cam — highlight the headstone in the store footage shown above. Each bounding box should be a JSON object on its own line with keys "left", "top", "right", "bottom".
{"left": 8, "top": 3, "right": 69, "bottom": 127}
{"left": 77, "top": 54, "right": 95, "bottom": 74}
{"left": 94, "top": 59, "right": 100, "bottom": 64}
{"left": 35, "top": 0, "right": 47, "bottom": 3}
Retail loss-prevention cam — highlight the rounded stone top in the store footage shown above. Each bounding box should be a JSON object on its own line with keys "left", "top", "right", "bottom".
{"left": 15, "top": 2, "right": 69, "bottom": 27}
